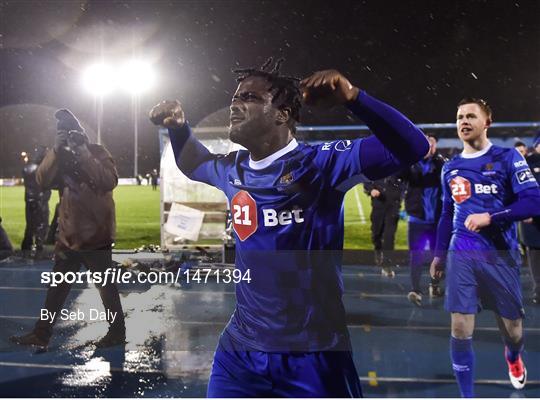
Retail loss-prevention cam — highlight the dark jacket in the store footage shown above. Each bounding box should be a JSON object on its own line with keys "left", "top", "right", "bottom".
{"left": 36, "top": 145, "right": 117, "bottom": 251}
{"left": 400, "top": 153, "right": 446, "bottom": 222}
{"left": 363, "top": 175, "right": 405, "bottom": 205}
{"left": 23, "top": 162, "right": 51, "bottom": 203}
{"left": 526, "top": 152, "right": 540, "bottom": 183}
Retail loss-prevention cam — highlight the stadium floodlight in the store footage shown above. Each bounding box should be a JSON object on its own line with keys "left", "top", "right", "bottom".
{"left": 81, "top": 62, "right": 114, "bottom": 144}
{"left": 81, "top": 63, "right": 115, "bottom": 97}
{"left": 118, "top": 60, "right": 155, "bottom": 94}
{"left": 117, "top": 60, "right": 155, "bottom": 177}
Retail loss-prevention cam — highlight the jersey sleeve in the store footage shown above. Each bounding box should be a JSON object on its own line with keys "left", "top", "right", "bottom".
{"left": 169, "top": 124, "right": 232, "bottom": 192}
{"left": 311, "top": 139, "right": 368, "bottom": 191}
{"left": 311, "top": 91, "right": 429, "bottom": 192}
{"left": 507, "top": 148, "right": 538, "bottom": 194}
{"left": 434, "top": 165, "right": 454, "bottom": 256}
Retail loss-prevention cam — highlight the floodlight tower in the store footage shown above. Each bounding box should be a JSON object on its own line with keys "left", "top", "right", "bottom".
{"left": 119, "top": 60, "right": 155, "bottom": 178}
{"left": 82, "top": 63, "right": 114, "bottom": 144}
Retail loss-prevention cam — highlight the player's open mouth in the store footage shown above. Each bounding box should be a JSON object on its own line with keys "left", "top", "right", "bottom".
{"left": 230, "top": 115, "right": 244, "bottom": 124}
{"left": 461, "top": 127, "right": 472, "bottom": 133}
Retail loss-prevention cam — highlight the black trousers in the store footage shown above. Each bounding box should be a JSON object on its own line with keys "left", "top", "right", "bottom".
{"left": 370, "top": 199, "right": 401, "bottom": 264}
{"left": 34, "top": 244, "right": 125, "bottom": 340}
{"left": 21, "top": 200, "right": 48, "bottom": 251}
{"left": 408, "top": 222, "right": 437, "bottom": 292}
{"left": 45, "top": 203, "right": 60, "bottom": 245}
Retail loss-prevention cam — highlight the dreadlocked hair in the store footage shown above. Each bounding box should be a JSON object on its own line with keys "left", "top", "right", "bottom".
{"left": 233, "top": 57, "right": 302, "bottom": 130}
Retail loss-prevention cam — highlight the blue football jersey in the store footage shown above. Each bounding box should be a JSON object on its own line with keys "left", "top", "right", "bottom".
{"left": 186, "top": 138, "right": 367, "bottom": 351}
{"left": 169, "top": 91, "right": 428, "bottom": 352}
{"left": 442, "top": 144, "right": 538, "bottom": 257}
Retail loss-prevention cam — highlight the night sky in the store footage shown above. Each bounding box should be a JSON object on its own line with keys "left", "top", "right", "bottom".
{"left": 1, "top": 0, "right": 539, "bottom": 177}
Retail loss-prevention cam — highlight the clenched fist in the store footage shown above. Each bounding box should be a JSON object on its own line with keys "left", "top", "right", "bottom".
{"left": 300, "top": 70, "right": 360, "bottom": 108}
{"left": 464, "top": 212, "right": 491, "bottom": 232}
{"left": 149, "top": 100, "right": 185, "bottom": 129}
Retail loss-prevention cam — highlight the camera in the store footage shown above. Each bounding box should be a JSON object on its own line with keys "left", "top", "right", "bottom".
{"left": 67, "top": 130, "right": 87, "bottom": 147}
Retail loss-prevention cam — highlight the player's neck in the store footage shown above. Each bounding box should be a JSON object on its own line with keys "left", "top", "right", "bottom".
{"left": 249, "top": 131, "right": 294, "bottom": 161}
{"left": 462, "top": 135, "right": 490, "bottom": 154}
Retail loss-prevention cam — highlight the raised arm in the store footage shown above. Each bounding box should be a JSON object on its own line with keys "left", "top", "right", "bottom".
{"left": 36, "top": 149, "right": 60, "bottom": 190}
{"left": 149, "top": 100, "right": 229, "bottom": 189}
{"left": 301, "top": 70, "right": 429, "bottom": 182}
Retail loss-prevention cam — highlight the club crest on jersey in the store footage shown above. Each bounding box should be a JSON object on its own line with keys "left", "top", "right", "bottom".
{"left": 279, "top": 172, "right": 294, "bottom": 184}
{"left": 450, "top": 176, "right": 472, "bottom": 204}
{"left": 231, "top": 190, "right": 258, "bottom": 241}
{"left": 481, "top": 163, "right": 497, "bottom": 176}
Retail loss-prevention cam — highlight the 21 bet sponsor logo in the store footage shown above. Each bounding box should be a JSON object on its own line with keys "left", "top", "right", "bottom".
{"left": 231, "top": 190, "right": 304, "bottom": 241}
{"left": 450, "top": 176, "right": 498, "bottom": 204}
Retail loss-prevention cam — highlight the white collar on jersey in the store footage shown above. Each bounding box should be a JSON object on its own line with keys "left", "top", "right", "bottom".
{"left": 461, "top": 141, "right": 493, "bottom": 159}
{"left": 248, "top": 138, "right": 299, "bottom": 170}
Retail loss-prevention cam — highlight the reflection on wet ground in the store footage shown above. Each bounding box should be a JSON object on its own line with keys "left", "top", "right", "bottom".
{"left": 0, "top": 257, "right": 539, "bottom": 397}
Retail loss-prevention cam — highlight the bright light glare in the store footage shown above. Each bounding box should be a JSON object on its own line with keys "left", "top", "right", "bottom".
{"left": 82, "top": 63, "right": 115, "bottom": 96}
{"left": 118, "top": 60, "right": 155, "bottom": 94}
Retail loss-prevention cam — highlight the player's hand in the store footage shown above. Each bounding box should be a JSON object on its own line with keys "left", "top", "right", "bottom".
{"left": 464, "top": 212, "right": 491, "bottom": 232}
{"left": 149, "top": 100, "right": 185, "bottom": 129}
{"left": 370, "top": 189, "right": 381, "bottom": 198}
{"left": 430, "top": 257, "right": 445, "bottom": 281}
{"left": 300, "top": 70, "right": 360, "bottom": 108}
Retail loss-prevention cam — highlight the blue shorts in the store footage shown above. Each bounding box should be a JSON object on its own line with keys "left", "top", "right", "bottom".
{"left": 445, "top": 250, "right": 524, "bottom": 320}
{"left": 207, "top": 331, "right": 362, "bottom": 398}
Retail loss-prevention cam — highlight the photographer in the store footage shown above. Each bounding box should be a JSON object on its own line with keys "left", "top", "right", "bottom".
{"left": 10, "top": 109, "right": 125, "bottom": 348}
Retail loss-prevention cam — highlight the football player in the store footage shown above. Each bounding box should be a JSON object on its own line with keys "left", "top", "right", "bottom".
{"left": 431, "top": 98, "right": 540, "bottom": 397}
{"left": 150, "top": 58, "right": 429, "bottom": 397}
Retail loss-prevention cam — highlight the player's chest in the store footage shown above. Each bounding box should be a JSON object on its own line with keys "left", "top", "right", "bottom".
{"left": 446, "top": 165, "right": 508, "bottom": 204}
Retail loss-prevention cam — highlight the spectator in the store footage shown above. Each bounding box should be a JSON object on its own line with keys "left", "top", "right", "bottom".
{"left": 514, "top": 141, "right": 528, "bottom": 158}
{"left": 150, "top": 168, "right": 159, "bottom": 190}
{"left": 0, "top": 216, "right": 14, "bottom": 261}
{"left": 364, "top": 174, "right": 406, "bottom": 277}
{"left": 21, "top": 146, "right": 51, "bottom": 258}
{"left": 401, "top": 134, "right": 446, "bottom": 306}
{"left": 519, "top": 133, "right": 540, "bottom": 304}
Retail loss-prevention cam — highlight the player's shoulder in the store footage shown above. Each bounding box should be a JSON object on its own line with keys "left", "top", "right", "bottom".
{"left": 490, "top": 144, "right": 516, "bottom": 158}
{"left": 489, "top": 145, "right": 527, "bottom": 170}
{"left": 442, "top": 153, "right": 461, "bottom": 172}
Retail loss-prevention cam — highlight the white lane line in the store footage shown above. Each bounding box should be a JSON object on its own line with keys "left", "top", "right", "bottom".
{"left": 0, "top": 286, "right": 85, "bottom": 291}
{"left": 353, "top": 185, "right": 367, "bottom": 224}
{"left": 0, "top": 361, "right": 161, "bottom": 374}
{"left": 4, "top": 317, "right": 526, "bottom": 334}
{"left": 358, "top": 376, "right": 540, "bottom": 385}
{"left": 0, "top": 361, "right": 537, "bottom": 386}
{"left": 348, "top": 325, "right": 540, "bottom": 332}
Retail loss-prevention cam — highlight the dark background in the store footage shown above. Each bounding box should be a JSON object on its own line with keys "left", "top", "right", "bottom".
{"left": 1, "top": 0, "right": 539, "bottom": 177}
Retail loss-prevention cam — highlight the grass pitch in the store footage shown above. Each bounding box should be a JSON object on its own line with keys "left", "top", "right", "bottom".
{"left": 0, "top": 185, "right": 407, "bottom": 250}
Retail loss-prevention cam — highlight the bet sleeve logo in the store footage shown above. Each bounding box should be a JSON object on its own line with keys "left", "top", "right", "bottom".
{"left": 231, "top": 190, "right": 258, "bottom": 241}
{"left": 450, "top": 176, "right": 472, "bottom": 204}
